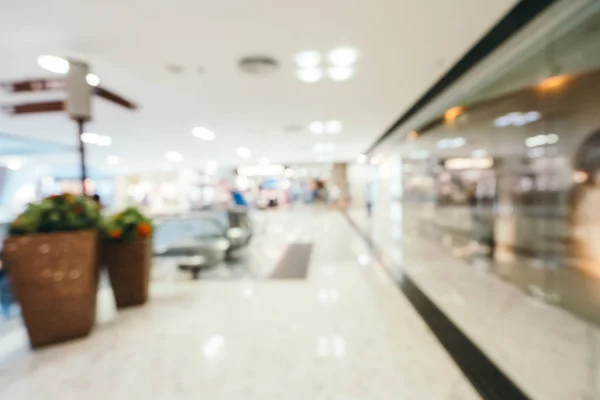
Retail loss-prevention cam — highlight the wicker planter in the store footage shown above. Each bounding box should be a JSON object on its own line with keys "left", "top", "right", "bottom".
{"left": 102, "top": 239, "right": 151, "bottom": 309}
{"left": 2, "top": 230, "right": 98, "bottom": 348}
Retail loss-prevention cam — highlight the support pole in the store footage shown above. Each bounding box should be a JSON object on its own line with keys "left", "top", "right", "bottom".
{"left": 77, "top": 118, "right": 87, "bottom": 196}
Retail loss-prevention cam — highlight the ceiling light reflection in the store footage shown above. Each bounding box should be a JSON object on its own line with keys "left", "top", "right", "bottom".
{"left": 437, "top": 137, "right": 466, "bottom": 149}
{"left": 295, "top": 51, "right": 321, "bottom": 68}
{"left": 309, "top": 121, "right": 325, "bottom": 135}
{"left": 203, "top": 335, "right": 225, "bottom": 359}
{"left": 495, "top": 111, "right": 541, "bottom": 128}
{"left": 327, "top": 66, "right": 353, "bottom": 81}
{"left": 192, "top": 127, "right": 216, "bottom": 141}
{"left": 297, "top": 68, "right": 323, "bottom": 83}
{"left": 328, "top": 48, "right": 358, "bottom": 66}
{"left": 326, "top": 120, "right": 342, "bottom": 135}
{"left": 525, "top": 134, "right": 559, "bottom": 148}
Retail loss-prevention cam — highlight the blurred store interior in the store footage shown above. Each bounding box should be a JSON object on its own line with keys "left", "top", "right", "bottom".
{"left": 1, "top": 1, "right": 600, "bottom": 399}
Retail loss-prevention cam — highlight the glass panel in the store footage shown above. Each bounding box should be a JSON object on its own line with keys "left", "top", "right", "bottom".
{"left": 393, "top": 1, "right": 600, "bottom": 325}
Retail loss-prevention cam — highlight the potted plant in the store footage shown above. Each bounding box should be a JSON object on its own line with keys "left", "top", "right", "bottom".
{"left": 101, "top": 207, "right": 152, "bottom": 309}
{"left": 2, "top": 193, "right": 101, "bottom": 348}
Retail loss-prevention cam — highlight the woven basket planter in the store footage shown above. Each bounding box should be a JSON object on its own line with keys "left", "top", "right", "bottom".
{"left": 101, "top": 239, "right": 151, "bottom": 309}
{"left": 2, "top": 230, "right": 98, "bottom": 348}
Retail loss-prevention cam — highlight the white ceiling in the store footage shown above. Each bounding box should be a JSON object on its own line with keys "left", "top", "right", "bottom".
{"left": 0, "top": 0, "right": 518, "bottom": 172}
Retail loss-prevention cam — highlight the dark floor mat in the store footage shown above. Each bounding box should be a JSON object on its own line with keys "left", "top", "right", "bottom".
{"left": 270, "top": 243, "right": 312, "bottom": 279}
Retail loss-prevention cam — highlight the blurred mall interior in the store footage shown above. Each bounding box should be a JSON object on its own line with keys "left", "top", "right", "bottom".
{"left": 1, "top": 0, "right": 600, "bottom": 399}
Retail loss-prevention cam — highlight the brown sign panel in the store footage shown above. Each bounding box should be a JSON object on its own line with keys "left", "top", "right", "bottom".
{"left": 0, "top": 79, "right": 64, "bottom": 93}
{"left": 94, "top": 86, "right": 137, "bottom": 110}
{"left": 2, "top": 100, "right": 65, "bottom": 115}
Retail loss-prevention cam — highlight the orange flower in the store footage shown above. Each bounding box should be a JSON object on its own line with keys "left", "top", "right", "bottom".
{"left": 137, "top": 223, "right": 152, "bottom": 238}
{"left": 109, "top": 229, "right": 122, "bottom": 239}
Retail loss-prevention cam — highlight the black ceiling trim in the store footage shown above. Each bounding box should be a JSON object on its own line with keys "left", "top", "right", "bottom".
{"left": 366, "top": 0, "right": 558, "bottom": 154}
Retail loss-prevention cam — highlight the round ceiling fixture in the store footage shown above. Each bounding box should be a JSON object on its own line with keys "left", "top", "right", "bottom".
{"left": 37, "top": 55, "right": 70, "bottom": 74}
{"left": 238, "top": 56, "right": 279, "bottom": 75}
{"left": 295, "top": 51, "right": 321, "bottom": 68}
{"left": 192, "top": 127, "right": 215, "bottom": 141}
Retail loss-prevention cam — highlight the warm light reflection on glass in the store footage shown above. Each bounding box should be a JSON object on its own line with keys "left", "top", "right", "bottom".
{"left": 573, "top": 170, "right": 588, "bottom": 184}
{"left": 444, "top": 106, "right": 464, "bottom": 123}
{"left": 407, "top": 131, "right": 418, "bottom": 141}
{"left": 536, "top": 75, "right": 570, "bottom": 91}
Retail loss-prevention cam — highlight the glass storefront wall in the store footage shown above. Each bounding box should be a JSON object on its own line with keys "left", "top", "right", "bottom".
{"left": 398, "top": 1, "right": 600, "bottom": 325}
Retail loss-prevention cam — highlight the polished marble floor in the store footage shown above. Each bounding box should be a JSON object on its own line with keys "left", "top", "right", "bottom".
{"left": 0, "top": 207, "right": 481, "bottom": 400}
{"left": 348, "top": 205, "right": 600, "bottom": 400}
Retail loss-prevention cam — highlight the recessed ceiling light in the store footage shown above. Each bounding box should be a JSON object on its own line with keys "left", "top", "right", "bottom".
{"left": 328, "top": 48, "right": 358, "bottom": 66}
{"left": 295, "top": 51, "right": 321, "bottom": 68}
{"left": 192, "top": 127, "right": 215, "bottom": 141}
{"left": 309, "top": 121, "right": 325, "bottom": 135}
{"left": 107, "top": 156, "right": 120, "bottom": 165}
{"left": 86, "top": 73, "right": 100, "bottom": 87}
{"left": 327, "top": 66, "right": 353, "bottom": 81}
{"left": 81, "top": 132, "right": 111, "bottom": 146}
{"left": 236, "top": 147, "right": 252, "bottom": 158}
{"left": 326, "top": 120, "right": 342, "bottom": 134}
{"left": 166, "top": 151, "right": 184, "bottom": 162}
{"left": 259, "top": 157, "right": 270, "bottom": 165}
{"left": 297, "top": 68, "right": 323, "bottom": 83}
{"left": 37, "top": 55, "right": 70, "bottom": 74}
